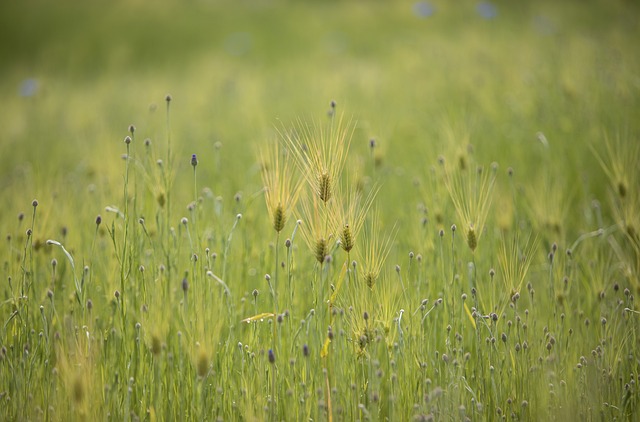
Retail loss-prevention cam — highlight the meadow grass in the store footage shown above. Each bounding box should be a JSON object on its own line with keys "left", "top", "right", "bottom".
{"left": 1, "top": 0, "right": 640, "bottom": 420}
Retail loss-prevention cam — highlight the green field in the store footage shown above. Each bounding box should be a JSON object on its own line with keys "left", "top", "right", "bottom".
{"left": 1, "top": 0, "right": 639, "bottom": 420}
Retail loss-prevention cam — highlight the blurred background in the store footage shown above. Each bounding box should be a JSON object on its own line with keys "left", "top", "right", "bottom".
{"left": 0, "top": 0, "right": 638, "bottom": 230}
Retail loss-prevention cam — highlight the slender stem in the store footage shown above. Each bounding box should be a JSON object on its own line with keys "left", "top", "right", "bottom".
{"left": 165, "top": 97, "right": 173, "bottom": 284}
{"left": 121, "top": 140, "right": 131, "bottom": 332}
{"left": 450, "top": 228, "right": 457, "bottom": 323}
{"left": 272, "top": 231, "right": 281, "bottom": 352}
{"left": 192, "top": 163, "right": 199, "bottom": 247}
{"left": 274, "top": 231, "right": 280, "bottom": 314}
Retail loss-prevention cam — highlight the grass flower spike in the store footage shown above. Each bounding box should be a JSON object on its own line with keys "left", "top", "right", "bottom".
{"left": 298, "top": 190, "right": 333, "bottom": 264}
{"left": 442, "top": 159, "right": 497, "bottom": 252}
{"left": 330, "top": 181, "right": 379, "bottom": 254}
{"left": 260, "top": 141, "right": 303, "bottom": 233}
{"left": 281, "top": 112, "right": 354, "bottom": 205}
{"left": 358, "top": 210, "right": 396, "bottom": 289}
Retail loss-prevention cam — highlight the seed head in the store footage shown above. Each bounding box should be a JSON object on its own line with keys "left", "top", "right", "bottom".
{"left": 283, "top": 114, "right": 353, "bottom": 207}
{"left": 318, "top": 172, "right": 332, "bottom": 203}
{"left": 260, "top": 142, "right": 302, "bottom": 233}
{"left": 340, "top": 224, "right": 353, "bottom": 252}
{"left": 72, "top": 375, "right": 84, "bottom": 403}
{"left": 314, "top": 238, "right": 328, "bottom": 264}
{"left": 458, "top": 153, "right": 469, "bottom": 170}
{"left": 197, "top": 351, "right": 209, "bottom": 378}
{"left": 330, "top": 182, "right": 378, "bottom": 256}
{"left": 151, "top": 335, "right": 161, "bottom": 355}
{"left": 273, "top": 204, "right": 285, "bottom": 233}
{"left": 32, "top": 199, "right": 39, "bottom": 208}
{"left": 467, "top": 226, "right": 477, "bottom": 251}
{"left": 618, "top": 181, "right": 627, "bottom": 198}
{"left": 364, "top": 272, "right": 376, "bottom": 289}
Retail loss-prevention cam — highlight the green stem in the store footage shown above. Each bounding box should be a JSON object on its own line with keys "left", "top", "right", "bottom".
{"left": 273, "top": 231, "right": 281, "bottom": 351}
{"left": 121, "top": 140, "right": 131, "bottom": 336}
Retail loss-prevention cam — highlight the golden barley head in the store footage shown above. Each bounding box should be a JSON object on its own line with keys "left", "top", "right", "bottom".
{"left": 314, "top": 238, "right": 328, "bottom": 264}
{"left": 467, "top": 225, "right": 477, "bottom": 252}
{"left": 341, "top": 224, "right": 354, "bottom": 252}
{"left": 318, "top": 172, "right": 332, "bottom": 203}
{"left": 273, "top": 203, "right": 286, "bottom": 233}
{"left": 365, "top": 271, "right": 376, "bottom": 289}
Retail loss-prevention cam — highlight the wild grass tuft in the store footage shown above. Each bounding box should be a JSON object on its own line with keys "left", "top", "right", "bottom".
{"left": 281, "top": 111, "right": 354, "bottom": 206}
{"left": 441, "top": 154, "right": 496, "bottom": 253}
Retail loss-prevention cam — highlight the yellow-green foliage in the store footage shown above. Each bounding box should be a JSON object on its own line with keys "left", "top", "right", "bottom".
{"left": 1, "top": 1, "right": 640, "bottom": 421}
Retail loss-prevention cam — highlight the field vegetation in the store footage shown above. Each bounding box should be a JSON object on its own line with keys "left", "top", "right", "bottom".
{"left": 1, "top": 0, "right": 639, "bottom": 420}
